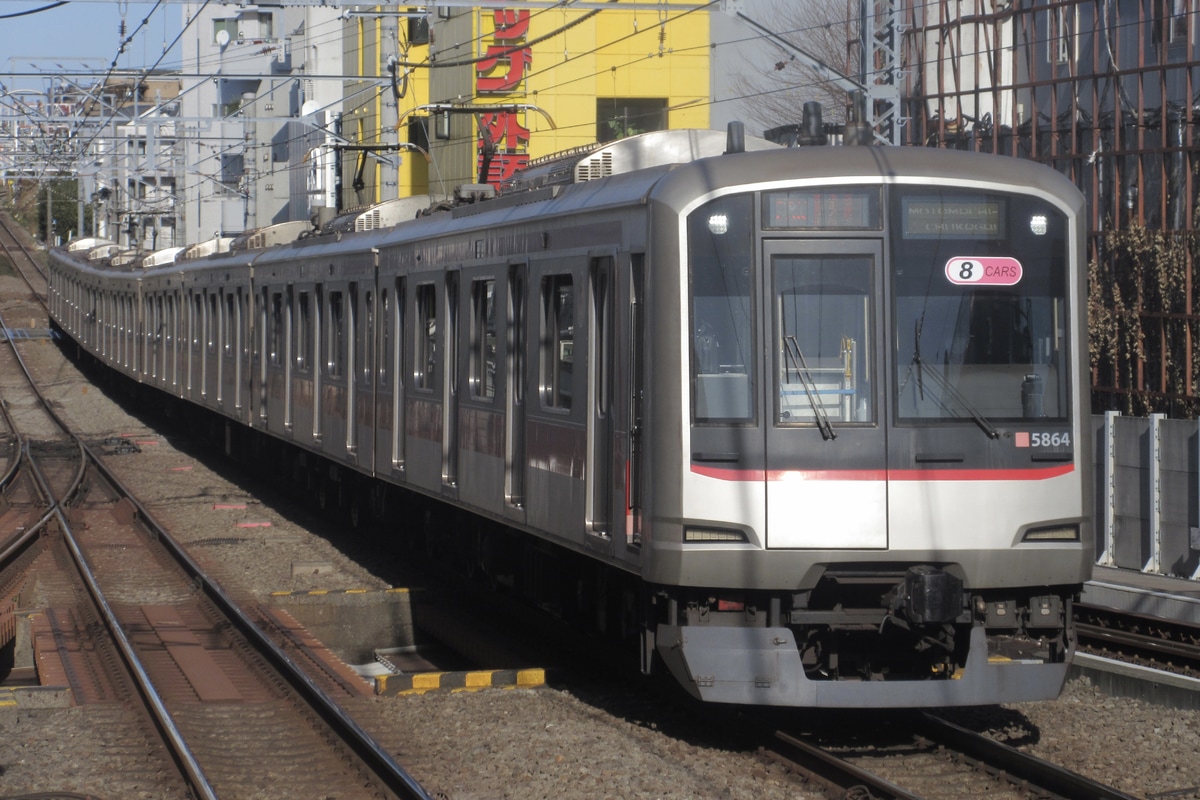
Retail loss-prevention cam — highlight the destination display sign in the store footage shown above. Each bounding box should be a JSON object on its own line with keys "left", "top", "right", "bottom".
{"left": 903, "top": 198, "right": 1004, "bottom": 239}
{"left": 763, "top": 189, "right": 880, "bottom": 230}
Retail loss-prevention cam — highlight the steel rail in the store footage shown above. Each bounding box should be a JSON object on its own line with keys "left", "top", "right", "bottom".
{"left": 0, "top": 302, "right": 74, "bottom": 565}
{"left": 0, "top": 212, "right": 48, "bottom": 288}
{"left": 81, "top": 443, "right": 436, "bottom": 800}
{"left": 0, "top": 215, "right": 433, "bottom": 800}
{"left": 771, "top": 730, "right": 922, "bottom": 800}
{"left": 1076, "top": 602, "right": 1200, "bottom": 666}
{"left": 0, "top": 293, "right": 220, "bottom": 798}
{"left": 917, "top": 713, "right": 1142, "bottom": 800}
{"left": 1077, "top": 621, "right": 1200, "bottom": 663}
{"left": 40, "top": 459, "right": 220, "bottom": 798}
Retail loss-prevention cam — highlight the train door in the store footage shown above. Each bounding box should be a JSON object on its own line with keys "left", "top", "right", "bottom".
{"left": 505, "top": 263, "right": 527, "bottom": 509}
{"left": 389, "top": 278, "right": 406, "bottom": 472}
{"left": 186, "top": 291, "right": 197, "bottom": 396}
{"left": 147, "top": 294, "right": 158, "bottom": 381}
{"left": 586, "top": 255, "right": 614, "bottom": 543}
{"left": 168, "top": 292, "right": 178, "bottom": 391}
{"left": 373, "top": 283, "right": 392, "bottom": 476}
{"left": 345, "top": 283, "right": 358, "bottom": 457}
{"left": 313, "top": 283, "right": 324, "bottom": 441}
{"left": 236, "top": 287, "right": 247, "bottom": 415}
{"left": 762, "top": 239, "right": 887, "bottom": 549}
{"left": 282, "top": 286, "right": 293, "bottom": 431}
{"left": 443, "top": 270, "right": 460, "bottom": 488}
{"left": 207, "top": 290, "right": 218, "bottom": 402}
{"left": 129, "top": 293, "right": 137, "bottom": 372}
{"left": 626, "top": 254, "right": 645, "bottom": 547}
{"left": 257, "top": 287, "right": 269, "bottom": 425}
{"left": 324, "top": 286, "right": 346, "bottom": 454}
{"left": 354, "top": 284, "right": 373, "bottom": 464}
{"left": 292, "top": 284, "right": 317, "bottom": 441}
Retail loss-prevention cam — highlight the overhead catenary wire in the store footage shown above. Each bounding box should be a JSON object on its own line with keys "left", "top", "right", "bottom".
{"left": 9, "top": 0, "right": 1136, "bottom": 230}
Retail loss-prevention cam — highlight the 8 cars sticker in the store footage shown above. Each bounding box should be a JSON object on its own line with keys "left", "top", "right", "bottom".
{"left": 945, "top": 256, "right": 1023, "bottom": 286}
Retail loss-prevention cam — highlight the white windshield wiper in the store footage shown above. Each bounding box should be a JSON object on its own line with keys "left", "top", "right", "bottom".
{"left": 782, "top": 335, "right": 836, "bottom": 441}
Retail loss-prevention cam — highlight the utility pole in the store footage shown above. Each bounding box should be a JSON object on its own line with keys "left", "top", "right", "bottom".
{"left": 726, "top": 1, "right": 902, "bottom": 145}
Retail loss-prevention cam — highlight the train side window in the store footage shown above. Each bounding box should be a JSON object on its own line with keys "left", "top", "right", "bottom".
{"left": 166, "top": 295, "right": 175, "bottom": 347}
{"left": 539, "top": 274, "right": 573, "bottom": 411}
{"left": 207, "top": 292, "right": 218, "bottom": 355}
{"left": 192, "top": 293, "right": 202, "bottom": 350}
{"left": 224, "top": 293, "right": 236, "bottom": 359}
{"left": 415, "top": 283, "right": 437, "bottom": 391}
{"left": 379, "top": 288, "right": 390, "bottom": 387}
{"left": 269, "top": 292, "right": 283, "bottom": 366}
{"left": 362, "top": 289, "right": 374, "bottom": 387}
{"left": 328, "top": 290, "right": 344, "bottom": 378}
{"left": 470, "top": 278, "right": 496, "bottom": 400}
{"left": 296, "top": 290, "right": 311, "bottom": 373}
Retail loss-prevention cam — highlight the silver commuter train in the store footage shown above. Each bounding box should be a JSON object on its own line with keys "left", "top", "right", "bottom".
{"left": 48, "top": 127, "right": 1092, "bottom": 707}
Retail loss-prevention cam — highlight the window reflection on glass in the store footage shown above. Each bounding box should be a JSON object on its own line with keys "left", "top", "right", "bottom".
{"left": 688, "top": 194, "right": 755, "bottom": 424}
{"left": 893, "top": 191, "right": 1069, "bottom": 422}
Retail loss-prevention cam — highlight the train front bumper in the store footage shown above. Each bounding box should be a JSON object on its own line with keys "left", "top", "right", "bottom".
{"left": 655, "top": 624, "right": 1070, "bottom": 707}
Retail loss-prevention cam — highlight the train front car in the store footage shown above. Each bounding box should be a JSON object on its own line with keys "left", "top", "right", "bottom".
{"left": 644, "top": 146, "right": 1091, "bottom": 707}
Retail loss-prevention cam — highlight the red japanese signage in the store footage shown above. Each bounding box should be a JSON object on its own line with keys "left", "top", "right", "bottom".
{"left": 476, "top": 10, "right": 531, "bottom": 187}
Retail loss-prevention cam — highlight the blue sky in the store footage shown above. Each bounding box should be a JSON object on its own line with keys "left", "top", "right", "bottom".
{"left": 0, "top": 1, "right": 180, "bottom": 91}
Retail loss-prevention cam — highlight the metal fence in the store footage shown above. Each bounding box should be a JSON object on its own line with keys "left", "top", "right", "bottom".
{"left": 1095, "top": 412, "right": 1200, "bottom": 579}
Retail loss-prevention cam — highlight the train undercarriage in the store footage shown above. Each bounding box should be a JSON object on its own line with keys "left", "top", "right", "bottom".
{"left": 651, "top": 567, "right": 1076, "bottom": 706}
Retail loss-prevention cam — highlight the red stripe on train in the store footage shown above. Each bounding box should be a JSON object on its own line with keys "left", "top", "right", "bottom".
{"left": 690, "top": 464, "right": 1075, "bottom": 482}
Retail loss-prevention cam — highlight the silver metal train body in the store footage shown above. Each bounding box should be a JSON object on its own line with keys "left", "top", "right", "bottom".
{"left": 47, "top": 129, "right": 1092, "bottom": 707}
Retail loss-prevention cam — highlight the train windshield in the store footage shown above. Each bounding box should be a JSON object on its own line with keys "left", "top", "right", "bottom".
{"left": 892, "top": 189, "right": 1070, "bottom": 423}
{"left": 688, "top": 186, "right": 1070, "bottom": 430}
{"left": 689, "top": 194, "right": 757, "bottom": 423}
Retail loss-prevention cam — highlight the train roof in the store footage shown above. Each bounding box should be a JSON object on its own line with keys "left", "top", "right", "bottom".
{"left": 54, "top": 129, "right": 1083, "bottom": 277}
{"left": 647, "top": 143, "right": 1085, "bottom": 214}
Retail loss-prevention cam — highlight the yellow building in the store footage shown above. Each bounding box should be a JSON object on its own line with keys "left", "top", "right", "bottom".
{"left": 346, "top": 2, "right": 711, "bottom": 206}
{"left": 342, "top": 9, "right": 433, "bottom": 208}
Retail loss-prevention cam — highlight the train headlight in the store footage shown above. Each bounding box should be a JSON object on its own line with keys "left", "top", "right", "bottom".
{"left": 684, "top": 526, "right": 748, "bottom": 543}
{"left": 1021, "top": 524, "right": 1078, "bottom": 542}
{"left": 707, "top": 213, "right": 729, "bottom": 235}
{"left": 1029, "top": 214, "right": 1048, "bottom": 235}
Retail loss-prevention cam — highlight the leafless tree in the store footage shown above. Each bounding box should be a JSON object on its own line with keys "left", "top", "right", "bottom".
{"left": 730, "top": 1, "right": 860, "bottom": 131}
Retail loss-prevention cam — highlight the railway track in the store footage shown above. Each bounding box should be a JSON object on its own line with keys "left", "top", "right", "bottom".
{"left": 0, "top": 209, "right": 48, "bottom": 297}
{"left": 0, "top": 215, "right": 435, "bottom": 799}
{"left": 766, "top": 711, "right": 1139, "bottom": 800}
{"left": 4, "top": 210, "right": 1197, "bottom": 797}
{"left": 1076, "top": 601, "right": 1200, "bottom": 677}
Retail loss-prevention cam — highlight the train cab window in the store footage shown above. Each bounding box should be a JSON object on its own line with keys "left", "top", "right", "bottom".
{"left": 773, "top": 255, "right": 874, "bottom": 425}
{"left": 470, "top": 279, "right": 497, "bottom": 400}
{"left": 687, "top": 194, "right": 756, "bottom": 423}
{"left": 539, "top": 275, "right": 573, "bottom": 410}
{"left": 269, "top": 292, "right": 283, "bottom": 366}
{"left": 415, "top": 283, "right": 437, "bottom": 391}
{"left": 892, "top": 190, "right": 1070, "bottom": 422}
{"left": 296, "top": 290, "right": 312, "bottom": 373}
{"left": 328, "top": 290, "right": 345, "bottom": 378}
